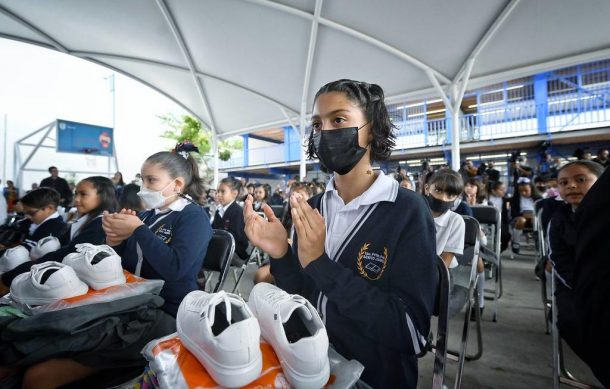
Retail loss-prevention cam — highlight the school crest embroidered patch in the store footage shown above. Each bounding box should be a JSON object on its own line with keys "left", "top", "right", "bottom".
{"left": 357, "top": 242, "right": 388, "bottom": 280}
{"left": 154, "top": 224, "right": 173, "bottom": 244}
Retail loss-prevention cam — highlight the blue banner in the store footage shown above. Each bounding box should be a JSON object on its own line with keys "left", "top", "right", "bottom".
{"left": 56, "top": 119, "right": 114, "bottom": 156}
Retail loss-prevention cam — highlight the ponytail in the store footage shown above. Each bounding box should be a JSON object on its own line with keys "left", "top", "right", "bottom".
{"left": 145, "top": 141, "right": 205, "bottom": 205}
{"left": 182, "top": 154, "right": 206, "bottom": 205}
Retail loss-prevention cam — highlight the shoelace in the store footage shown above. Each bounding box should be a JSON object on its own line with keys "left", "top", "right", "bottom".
{"left": 205, "top": 291, "right": 234, "bottom": 326}
{"left": 74, "top": 244, "right": 117, "bottom": 262}
{"left": 189, "top": 292, "right": 243, "bottom": 326}
{"left": 75, "top": 243, "right": 116, "bottom": 255}
{"left": 263, "top": 290, "right": 308, "bottom": 311}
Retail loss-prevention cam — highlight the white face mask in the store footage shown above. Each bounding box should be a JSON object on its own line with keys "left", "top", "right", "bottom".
{"left": 137, "top": 180, "right": 178, "bottom": 209}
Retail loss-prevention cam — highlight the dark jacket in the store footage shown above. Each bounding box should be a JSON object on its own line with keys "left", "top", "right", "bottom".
{"left": 20, "top": 215, "right": 67, "bottom": 252}
{"left": 115, "top": 203, "right": 211, "bottom": 317}
{"left": 454, "top": 200, "right": 473, "bottom": 217}
{"left": 271, "top": 190, "right": 437, "bottom": 388}
{"left": 548, "top": 203, "right": 577, "bottom": 288}
{"left": 1, "top": 216, "right": 106, "bottom": 286}
{"left": 573, "top": 167, "right": 610, "bottom": 387}
{"left": 0, "top": 293, "right": 173, "bottom": 368}
{"left": 39, "top": 176, "right": 73, "bottom": 207}
{"left": 212, "top": 201, "right": 249, "bottom": 259}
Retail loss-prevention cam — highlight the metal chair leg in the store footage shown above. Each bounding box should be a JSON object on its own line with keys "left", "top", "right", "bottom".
{"left": 465, "top": 290, "right": 483, "bottom": 361}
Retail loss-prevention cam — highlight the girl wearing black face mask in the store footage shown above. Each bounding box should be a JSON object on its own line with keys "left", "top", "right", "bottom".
{"left": 425, "top": 169, "right": 488, "bottom": 318}
{"left": 243, "top": 79, "right": 438, "bottom": 388}
{"left": 423, "top": 169, "right": 466, "bottom": 269}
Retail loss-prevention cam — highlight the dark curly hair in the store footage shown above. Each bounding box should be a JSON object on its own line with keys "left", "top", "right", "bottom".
{"left": 306, "top": 79, "right": 396, "bottom": 163}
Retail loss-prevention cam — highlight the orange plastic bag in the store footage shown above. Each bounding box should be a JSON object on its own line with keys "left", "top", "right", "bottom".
{"left": 142, "top": 333, "right": 368, "bottom": 389}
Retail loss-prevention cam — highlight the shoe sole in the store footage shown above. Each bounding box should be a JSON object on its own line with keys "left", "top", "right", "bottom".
{"left": 176, "top": 310, "right": 262, "bottom": 388}
{"left": 280, "top": 356, "right": 330, "bottom": 389}
{"left": 78, "top": 275, "right": 126, "bottom": 290}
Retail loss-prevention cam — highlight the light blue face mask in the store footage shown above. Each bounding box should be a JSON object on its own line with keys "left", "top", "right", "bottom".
{"left": 137, "top": 180, "right": 177, "bottom": 209}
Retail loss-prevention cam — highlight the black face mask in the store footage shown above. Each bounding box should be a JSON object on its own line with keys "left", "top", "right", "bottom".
{"left": 426, "top": 194, "right": 454, "bottom": 214}
{"left": 313, "top": 124, "right": 368, "bottom": 175}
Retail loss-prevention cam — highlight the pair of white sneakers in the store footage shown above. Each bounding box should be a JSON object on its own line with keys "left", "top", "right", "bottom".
{"left": 177, "top": 283, "right": 330, "bottom": 389}
{"left": 0, "top": 236, "right": 61, "bottom": 274}
{"left": 10, "top": 244, "right": 126, "bottom": 306}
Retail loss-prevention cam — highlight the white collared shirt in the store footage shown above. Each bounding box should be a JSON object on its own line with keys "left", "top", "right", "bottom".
{"left": 488, "top": 195, "right": 503, "bottom": 211}
{"left": 155, "top": 197, "right": 190, "bottom": 215}
{"left": 29, "top": 211, "right": 60, "bottom": 235}
{"left": 433, "top": 210, "right": 465, "bottom": 268}
{"left": 520, "top": 196, "right": 535, "bottom": 213}
{"left": 217, "top": 200, "right": 235, "bottom": 218}
{"left": 70, "top": 214, "right": 90, "bottom": 240}
{"left": 323, "top": 172, "right": 398, "bottom": 259}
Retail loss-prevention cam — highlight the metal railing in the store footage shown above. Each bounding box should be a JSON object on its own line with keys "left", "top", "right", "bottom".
{"left": 222, "top": 90, "right": 610, "bottom": 169}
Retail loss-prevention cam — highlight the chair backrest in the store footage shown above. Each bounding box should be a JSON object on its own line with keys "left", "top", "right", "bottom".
{"left": 471, "top": 205, "right": 500, "bottom": 227}
{"left": 471, "top": 205, "right": 501, "bottom": 257}
{"left": 202, "top": 229, "right": 235, "bottom": 293}
{"left": 457, "top": 216, "right": 481, "bottom": 286}
{"left": 270, "top": 205, "right": 284, "bottom": 219}
{"left": 432, "top": 255, "right": 450, "bottom": 389}
{"left": 536, "top": 207, "right": 547, "bottom": 257}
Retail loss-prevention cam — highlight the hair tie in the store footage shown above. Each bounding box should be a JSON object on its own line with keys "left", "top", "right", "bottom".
{"left": 174, "top": 140, "right": 200, "bottom": 158}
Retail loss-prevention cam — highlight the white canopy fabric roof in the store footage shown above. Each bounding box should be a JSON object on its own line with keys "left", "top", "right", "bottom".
{"left": 1, "top": 0, "right": 610, "bottom": 140}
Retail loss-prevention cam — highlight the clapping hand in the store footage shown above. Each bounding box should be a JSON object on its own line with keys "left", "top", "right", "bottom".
{"left": 290, "top": 193, "right": 326, "bottom": 268}
{"left": 102, "top": 209, "right": 143, "bottom": 246}
{"left": 243, "top": 195, "right": 289, "bottom": 258}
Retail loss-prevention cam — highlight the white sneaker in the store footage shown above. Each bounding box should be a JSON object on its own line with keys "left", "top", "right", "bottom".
{"left": 62, "top": 244, "right": 126, "bottom": 290}
{"left": 0, "top": 246, "right": 30, "bottom": 273}
{"left": 248, "top": 283, "right": 330, "bottom": 389}
{"left": 29, "top": 236, "right": 61, "bottom": 260}
{"left": 177, "top": 290, "right": 262, "bottom": 388}
{"left": 10, "top": 261, "right": 89, "bottom": 305}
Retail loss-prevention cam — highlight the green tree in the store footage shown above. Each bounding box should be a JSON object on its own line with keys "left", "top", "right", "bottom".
{"left": 159, "top": 114, "right": 243, "bottom": 180}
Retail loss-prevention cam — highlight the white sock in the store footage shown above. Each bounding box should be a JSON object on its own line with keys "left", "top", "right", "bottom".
{"left": 512, "top": 228, "right": 522, "bottom": 245}
{"left": 477, "top": 273, "right": 485, "bottom": 308}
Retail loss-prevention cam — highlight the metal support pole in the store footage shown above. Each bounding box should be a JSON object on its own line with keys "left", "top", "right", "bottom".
{"left": 299, "top": 117, "right": 307, "bottom": 180}
{"left": 212, "top": 134, "right": 219, "bottom": 188}
{"left": 451, "top": 84, "right": 461, "bottom": 171}
{"left": 298, "top": 0, "right": 323, "bottom": 180}
{"left": 18, "top": 123, "right": 54, "bottom": 189}
{"left": 108, "top": 73, "right": 117, "bottom": 175}
{"left": 2, "top": 114, "right": 7, "bottom": 182}
{"left": 13, "top": 142, "right": 19, "bottom": 190}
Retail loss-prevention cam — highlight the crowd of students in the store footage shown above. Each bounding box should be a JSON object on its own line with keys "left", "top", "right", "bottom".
{"left": 0, "top": 78, "right": 608, "bottom": 388}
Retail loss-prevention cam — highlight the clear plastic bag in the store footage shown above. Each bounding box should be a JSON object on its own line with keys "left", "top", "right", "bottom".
{"left": 141, "top": 333, "right": 364, "bottom": 389}
{"left": 6, "top": 270, "right": 164, "bottom": 315}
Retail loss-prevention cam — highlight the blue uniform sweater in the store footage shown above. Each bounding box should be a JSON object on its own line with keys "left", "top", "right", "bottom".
{"left": 20, "top": 215, "right": 67, "bottom": 252}
{"left": 116, "top": 203, "right": 211, "bottom": 317}
{"left": 271, "top": 189, "right": 438, "bottom": 388}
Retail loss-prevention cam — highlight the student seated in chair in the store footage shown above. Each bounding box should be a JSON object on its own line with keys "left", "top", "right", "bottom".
{"left": 548, "top": 161, "right": 603, "bottom": 365}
